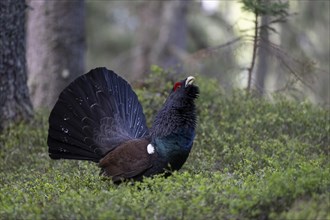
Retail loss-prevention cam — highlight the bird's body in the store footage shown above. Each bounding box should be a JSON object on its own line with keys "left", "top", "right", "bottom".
{"left": 47, "top": 67, "right": 199, "bottom": 183}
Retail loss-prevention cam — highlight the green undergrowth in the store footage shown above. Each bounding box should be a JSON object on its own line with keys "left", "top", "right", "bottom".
{"left": 1, "top": 68, "right": 329, "bottom": 219}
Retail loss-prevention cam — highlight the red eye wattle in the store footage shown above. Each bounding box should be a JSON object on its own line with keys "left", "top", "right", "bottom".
{"left": 173, "top": 82, "right": 182, "bottom": 91}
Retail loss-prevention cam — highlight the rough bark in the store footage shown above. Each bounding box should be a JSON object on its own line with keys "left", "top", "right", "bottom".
{"left": 132, "top": 0, "right": 189, "bottom": 79}
{"left": 0, "top": 0, "right": 33, "bottom": 131}
{"left": 27, "top": 0, "right": 85, "bottom": 110}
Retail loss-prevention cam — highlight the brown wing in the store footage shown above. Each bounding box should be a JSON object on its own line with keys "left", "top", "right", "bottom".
{"left": 99, "top": 139, "right": 153, "bottom": 182}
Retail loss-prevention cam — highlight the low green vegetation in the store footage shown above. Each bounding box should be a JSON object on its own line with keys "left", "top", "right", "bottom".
{"left": 0, "top": 68, "right": 329, "bottom": 219}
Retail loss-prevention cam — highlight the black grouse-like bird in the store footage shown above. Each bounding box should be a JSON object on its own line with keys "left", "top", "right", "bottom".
{"left": 47, "top": 67, "right": 199, "bottom": 183}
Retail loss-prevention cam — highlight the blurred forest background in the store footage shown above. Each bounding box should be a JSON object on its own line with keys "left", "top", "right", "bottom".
{"left": 25, "top": 0, "right": 330, "bottom": 108}
{"left": 83, "top": 0, "right": 329, "bottom": 104}
{"left": 0, "top": 0, "right": 329, "bottom": 129}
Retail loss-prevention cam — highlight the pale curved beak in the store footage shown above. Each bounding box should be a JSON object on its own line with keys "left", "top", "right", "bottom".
{"left": 185, "top": 76, "right": 195, "bottom": 87}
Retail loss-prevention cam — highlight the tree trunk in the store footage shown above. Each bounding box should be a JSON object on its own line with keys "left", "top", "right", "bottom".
{"left": 255, "top": 14, "right": 269, "bottom": 96}
{"left": 151, "top": 0, "right": 188, "bottom": 71}
{"left": 27, "top": 0, "right": 85, "bottom": 110}
{"left": 0, "top": 0, "right": 33, "bottom": 131}
{"left": 132, "top": 0, "right": 189, "bottom": 79}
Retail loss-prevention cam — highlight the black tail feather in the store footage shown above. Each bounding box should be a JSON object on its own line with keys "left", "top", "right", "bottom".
{"left": 47, "top": 67, "right": 149, "bottom": 162}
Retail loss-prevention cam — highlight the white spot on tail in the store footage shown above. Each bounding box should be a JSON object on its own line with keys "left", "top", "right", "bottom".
{"left": 147, "top": 144, "right": 155, "bottom": 154}
{"left": 61, "top": 69, "right": 70, "bottom": 79}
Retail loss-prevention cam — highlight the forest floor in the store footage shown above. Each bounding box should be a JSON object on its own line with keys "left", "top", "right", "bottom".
{"left": 0, "top": 73, "right": 329, "bottom": 220}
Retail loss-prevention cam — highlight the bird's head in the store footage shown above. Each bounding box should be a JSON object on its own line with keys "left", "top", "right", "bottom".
{"left": 153, "top": 76, "right": 199, "bottom": 128}
{"left": 171, "top": 76, "right": 199, "bottom": 100}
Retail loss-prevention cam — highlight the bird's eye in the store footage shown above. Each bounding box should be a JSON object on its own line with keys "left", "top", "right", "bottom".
{"left": 173, "top": 82, "right": 182, "bottom": 91}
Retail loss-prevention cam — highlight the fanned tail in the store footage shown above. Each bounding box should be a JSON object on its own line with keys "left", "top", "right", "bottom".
{"left": 47, "top": 67, "right": 149, "bottom": 162}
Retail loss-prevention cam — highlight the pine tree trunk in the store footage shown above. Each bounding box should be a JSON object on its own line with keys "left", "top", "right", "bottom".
{"left": 255, "top": 14, "right": 269, "bottom": 96}
{"left": 0, "top": 0, "right": 33, "bottom": 131}
{"left": 27, "top": 0, "right": 85, "bottom": 110}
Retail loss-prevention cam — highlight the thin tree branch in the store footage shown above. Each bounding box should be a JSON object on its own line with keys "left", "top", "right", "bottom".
{"left": 239, "top": 12, "right": 297, "bottom": 33}
{"left": 247, "top": 11, "right": 259, "bottom": 92}
{"left": 189, "top": 36, "right": 242, "bottom": 60}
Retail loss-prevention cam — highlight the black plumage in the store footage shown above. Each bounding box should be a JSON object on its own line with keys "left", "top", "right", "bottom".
{"left": 47, "top": 67, "right": 199, "bottom": 183}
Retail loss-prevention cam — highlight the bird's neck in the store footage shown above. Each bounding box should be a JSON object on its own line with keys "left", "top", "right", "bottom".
{"left": 150, "top": 96, "right": 196, "bottom": 138}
